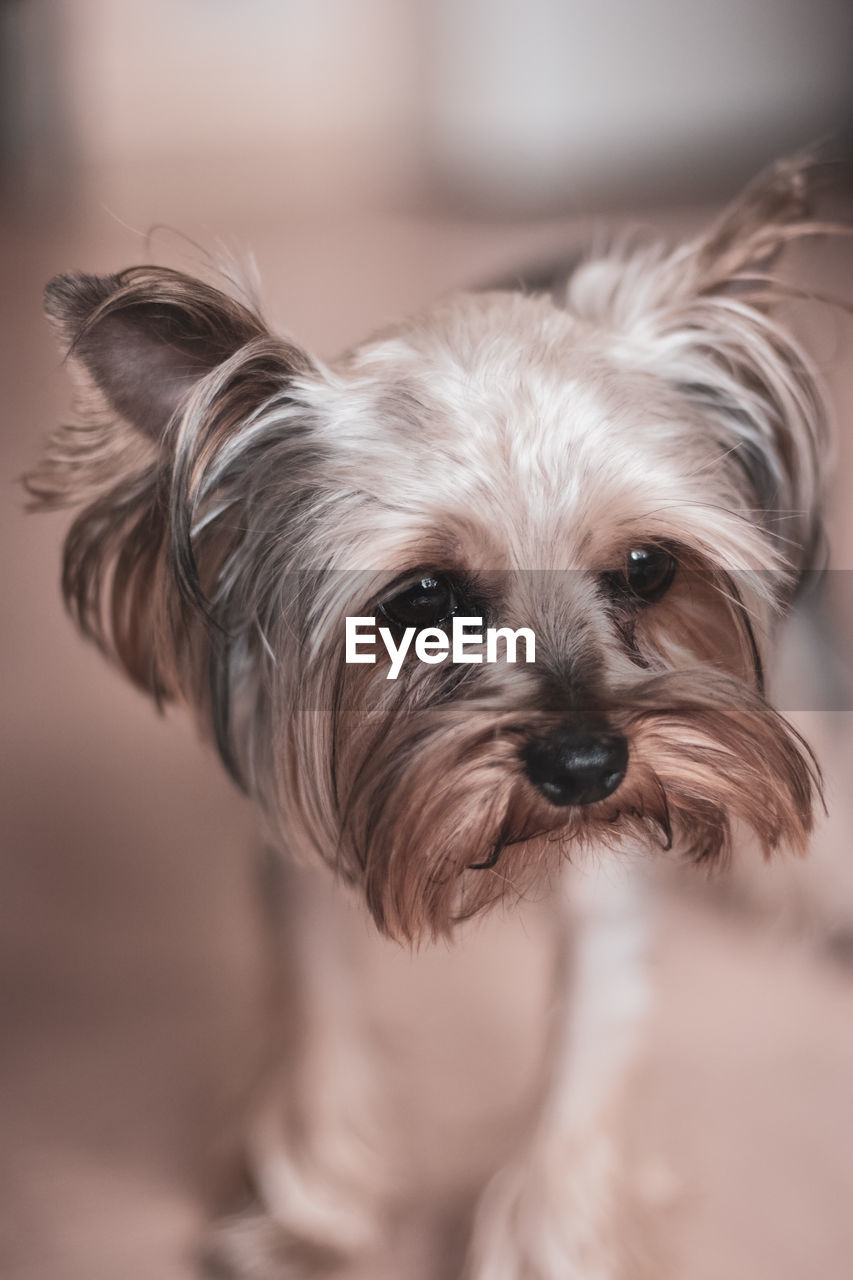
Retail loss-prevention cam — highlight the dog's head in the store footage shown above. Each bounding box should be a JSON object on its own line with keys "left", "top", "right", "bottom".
{"left": 29, "top": 157, "right": 831, "bottom": 940}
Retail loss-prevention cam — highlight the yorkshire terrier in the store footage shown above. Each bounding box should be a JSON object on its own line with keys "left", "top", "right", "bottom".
{"left": 28, "top": 156, "right": 837, "bottom": 1278}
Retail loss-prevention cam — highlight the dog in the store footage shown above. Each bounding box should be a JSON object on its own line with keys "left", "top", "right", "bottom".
{"left": 27, "top": 156, "right": 838, "bottom": 1278}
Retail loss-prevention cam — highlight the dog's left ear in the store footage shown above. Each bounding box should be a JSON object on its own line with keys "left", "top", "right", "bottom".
{"left": 677, "top": 156, "right": 832, "bottom": 578}
{"left": 569, "top": 155, "right": 836, "bottom": 579}
{"left": 683, "top": 152, "right": 817, "bottom": 288}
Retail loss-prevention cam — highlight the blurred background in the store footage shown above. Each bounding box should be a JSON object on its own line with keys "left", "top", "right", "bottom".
{"left": 2, "top": 2, "right": 853, "bottom": 1278}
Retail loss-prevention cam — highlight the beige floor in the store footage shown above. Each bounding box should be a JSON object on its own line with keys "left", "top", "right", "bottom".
{"left": 2, "top": 175, "right": 853, "bottom": 1279}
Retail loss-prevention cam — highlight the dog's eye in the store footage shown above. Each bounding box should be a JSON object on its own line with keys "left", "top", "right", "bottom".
{"left": 622, "top": 547, "right": 676, "bottom": 602}
{"left": 380, "top": 575, "right": 457, "bottom": 628}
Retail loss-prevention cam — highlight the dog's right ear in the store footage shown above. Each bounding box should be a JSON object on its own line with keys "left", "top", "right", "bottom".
{"left": 27, "top": 266, "right": 316, "bottom": 728}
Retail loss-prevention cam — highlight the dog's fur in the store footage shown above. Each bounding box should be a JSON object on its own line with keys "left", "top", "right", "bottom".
{"left": 28, "top": 156, "right": 838, "bottom": 1277}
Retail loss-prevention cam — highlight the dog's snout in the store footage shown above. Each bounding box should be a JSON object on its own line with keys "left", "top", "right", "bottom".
{"left": 522, "top": 728, "right": 628, "bottom": 806}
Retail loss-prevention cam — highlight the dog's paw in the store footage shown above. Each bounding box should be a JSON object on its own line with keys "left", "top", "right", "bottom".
{"left": 465, "top": 1139, "right": 626, "bottom": 1280}
{"left": 201, "top": 1209, "right": 344, "bottom": 1280}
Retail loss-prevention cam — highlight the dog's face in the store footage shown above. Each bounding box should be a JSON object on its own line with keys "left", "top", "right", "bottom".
{"left": 30, "top": 158, "right": 828, "bottom": 939}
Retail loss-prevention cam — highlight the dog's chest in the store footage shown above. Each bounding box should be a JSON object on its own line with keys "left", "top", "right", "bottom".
{"left": 357, "top": 898, "right": 559, "bottom": 1195}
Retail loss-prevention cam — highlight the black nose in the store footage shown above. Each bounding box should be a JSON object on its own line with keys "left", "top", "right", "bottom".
{"left": 522, "top": 728, "right": 628, "bottom": 806}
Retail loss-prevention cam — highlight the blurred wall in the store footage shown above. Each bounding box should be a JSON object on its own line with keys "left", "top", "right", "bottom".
{"left": 64, "top": 0, "right": 421, "bottom": 196}
{"left": 4, "top": 0, "right": 850, "bottom": 217}
{"left": 425, "top": 0, "right": 853, "bottom": 206}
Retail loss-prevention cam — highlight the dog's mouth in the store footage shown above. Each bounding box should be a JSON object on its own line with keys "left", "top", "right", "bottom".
{"left": 337, "top": 669, "right": 818, "bottom": 940}
{"left": 461, "top": 719, "right": 634, "bottom": 870}
{"left": 466, "top": 763, "right": 673, "bottom": 872}
{"left": 468, "top": 821, "right": 552, "bottom": 871}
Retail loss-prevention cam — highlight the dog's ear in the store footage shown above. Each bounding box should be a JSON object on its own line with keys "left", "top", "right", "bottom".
{"left": 43, "top": 267, "right": 274, "bottom": 441}
{"left": 674, "top": 155, "right": 834, "bottom": 579}
{"left": 684, "top": 151, "right": 819, "bottom": 289}
{"left": 569, "top": 155, "right": 836, "bottom": 581}
{"left": 27, "top": 267, "right": 318, "bottom": 777}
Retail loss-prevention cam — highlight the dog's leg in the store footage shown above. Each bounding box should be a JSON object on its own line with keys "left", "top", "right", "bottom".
{"left": 466, "top": 858, "right": 651, "bottom": 1280}
{"left": 206, "top": 861, "right": 389, "bottom": 1280}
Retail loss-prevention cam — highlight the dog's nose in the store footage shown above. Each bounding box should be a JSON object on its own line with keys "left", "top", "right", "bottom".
{"left": 522, "top": 728, "right": 628, "bottom": 806}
